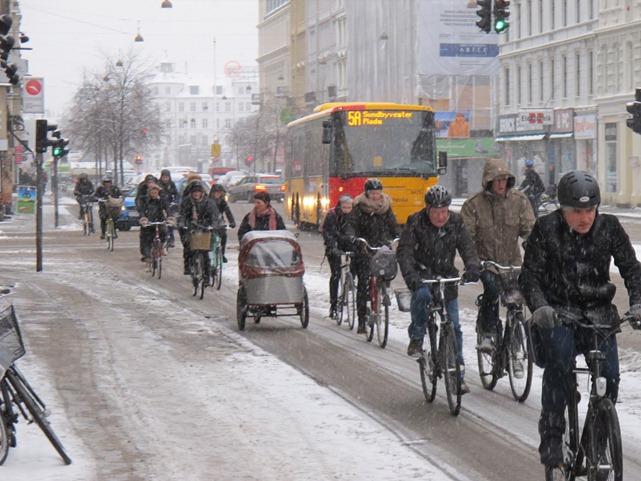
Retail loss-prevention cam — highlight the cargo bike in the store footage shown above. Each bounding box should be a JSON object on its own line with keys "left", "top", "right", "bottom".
{"left": 236, "top": 230, "right": 309, "bottom": 330}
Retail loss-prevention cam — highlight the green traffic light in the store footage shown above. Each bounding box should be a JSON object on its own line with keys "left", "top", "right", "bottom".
{"left": 53, "top": 147, "right": 62, "bottom": 157}
{"left": 495, "top": 19, "right": 509, "bottom": 33}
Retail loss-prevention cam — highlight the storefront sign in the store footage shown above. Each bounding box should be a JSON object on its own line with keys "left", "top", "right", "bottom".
{"left": 574, "top": 114, "right": 596, "bottom": 139}
{"left": 498, "top": 115, "right": 516, "bottom": 134}
{"left": 553, "top": 109, "right": 574, "bottom": 132}
{"left": 517, "top": 109, "right": 553, "bottom": 130}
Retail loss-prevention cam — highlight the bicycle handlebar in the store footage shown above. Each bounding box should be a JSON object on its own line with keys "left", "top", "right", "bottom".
{"left": 482, "top": 260, "right": 522, "bottom": 271}
{"left": 556, "top": 308, "right": 633, "bottom": 331}
{"left": 354, "top": 237, "right": 399, "bottom": 252}
{"left": 421, "top": 277, "right": 463, "bottom": 285}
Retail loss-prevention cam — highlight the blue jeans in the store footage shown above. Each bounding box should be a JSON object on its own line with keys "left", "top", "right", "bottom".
{"left": 408, "top": 286, "right": 464, "bottom": 366}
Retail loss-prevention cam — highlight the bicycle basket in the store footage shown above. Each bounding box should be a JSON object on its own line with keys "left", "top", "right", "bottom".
{"left": 0, "top": 304, "right": 25, "bottom": 369}
{"left": 106, "top": 197, "right": 124, "bottom": 208}
{"left": 370, "top": 249, "right": 397, "bottom": 281}
{"left": 190, "top": 232, "right": 212, "bottom": 251}
{"left": 394, "top": 288, "right": 412, "bottom": 312}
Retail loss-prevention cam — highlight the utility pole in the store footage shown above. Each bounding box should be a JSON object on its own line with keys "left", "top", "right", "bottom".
{"left": 35, "top": 147, "right": 43, "bottom": 271}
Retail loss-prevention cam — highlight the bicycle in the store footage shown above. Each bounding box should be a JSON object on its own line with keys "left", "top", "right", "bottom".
{"left": 97, "top": 197, "right": 123, "bottom": 252}
{"left": 476, "top": 261, "right": 534, "bottom": 402}
{"left": 209, "top": 225, "right": 229, "bottom": 291}
{"left": 145, "top": 221, "right": 169, "bottom": 279}
{"left": 544, "top": 311, "right": 633, "bottom": 481}
{"left": 189, "top": 225, "right": 213, "bottom": 300}
{"left": 0, "top": 294, "right": 72, "bottom": 465}
{"left": 78, "top": 195, "right": 95, "bottom": 236}
{"left": 355, "top": 238, "right": 398, "bottom": 348}
{"left": 409, "top": 277, "right": 467, "bottom": 416}
{"left": 336, "top": 251, "right": 356, "bottom": 330}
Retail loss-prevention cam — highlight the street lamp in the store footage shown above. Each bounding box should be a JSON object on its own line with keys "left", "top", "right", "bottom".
{"left": 161, "top": 0, "right": 173, "bottom": 7}
{"left": 134, "top": 21, "right": 144, "bottom": 42}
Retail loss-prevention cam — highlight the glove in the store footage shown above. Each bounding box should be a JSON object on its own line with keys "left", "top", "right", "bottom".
{"left": 139, "top": 217, "right": 149, "bottom": 227}
{"left": 407, "top": 277, "right": 421, "bottom": 292}
{"left": 229, "top": 223, "right": 236, "bottom": 229}
{"left": 531, "top": 306, "right": 558, "bottom": 330}
{"left": 626, "top": 304, "right": 641, "bottom": 330}
{"left": 462, "top": 269, "right": 480, "bottom": 283}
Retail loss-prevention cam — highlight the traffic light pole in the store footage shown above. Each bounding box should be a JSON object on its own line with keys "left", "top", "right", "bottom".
{"left": 52, "top": 157, "right": 59, "bottom": 228}
{"left": 35, "top": 151, "right": 43, "bottom": 272}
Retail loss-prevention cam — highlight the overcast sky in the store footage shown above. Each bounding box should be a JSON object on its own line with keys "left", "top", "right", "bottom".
{"left": 20, "top": 0, "right": 259, "bottom": 118}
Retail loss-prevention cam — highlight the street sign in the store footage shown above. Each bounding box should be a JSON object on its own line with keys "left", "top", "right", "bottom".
{"left": 23, "top": 77, "right": 45, "bottom": 114}
{"left": 211, "top": 143, "right": 221, "bottom": 158}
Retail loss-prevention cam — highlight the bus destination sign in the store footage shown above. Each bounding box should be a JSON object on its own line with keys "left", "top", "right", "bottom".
{"left": 347, "top": 110, "right": 414, "bottom": 127}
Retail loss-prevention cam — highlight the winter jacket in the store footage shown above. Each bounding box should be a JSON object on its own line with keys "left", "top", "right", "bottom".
{"left": 461, "top": 159, "right": 535, "bottom": 266}
{"left": 397, "top": 209, "right": 480, "bottom": 299}
{"left": 519, "top": 210, "right": 641, "bottom": 327}
{"left": 237, "top": 207, "right": 286, "bottom": 241}
{"left": 348, "top": 192, "right": 400, "bottom": 248}
{"left": 181, "top": 196, "right": 222, "bottom": 232}
{"left": 94, "top": 185, "right": 122, "bottom": 200}
{"left": 74, "top": 179, "right": 94, "bottom": 197}
{"left": 519, "top": 168, "right": 545, "bottom": 197}
{"left": 159, "top": 179, "right": 178, "bottom": 205}
{"left": 209, "top": 194, "right": 236, "bottom": 227}
{"left": 141, "top": 196, "right": 169, "bottom": 224}
{"left": 321, "top": 206, "right": 353, "bottom": 254}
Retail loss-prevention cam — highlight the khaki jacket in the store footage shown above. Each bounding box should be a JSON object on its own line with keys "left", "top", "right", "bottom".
{"left": 461, "top": 159, "right": 535, "bottom": 266}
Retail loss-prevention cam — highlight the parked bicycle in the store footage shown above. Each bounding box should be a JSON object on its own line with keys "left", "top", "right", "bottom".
{"left": 355, "top": 238, "right": 398, "bottom": 348}
{"left": 544, "top": 311, "right": 633, "bottom": 481}
{"left": 78, "top": 195, "right": 95, "bottom": 236}
{"left": 145, "top": 221, "right": 169, "bottom": 279}
{"left": 335, "top": 251, "right": 356, "bottom": 330}
{"left": 476, "top": 261, "right": 533, "bottom": 402}
{"left": 189, "top": 224, "right": 214, "bottom": 299}
{"left": 0, "top": 292, "right": 71, "bottom": 465}
{"left": 397, "top": 277, "right": 467, "bottom": 416}
{"left": 97, "top": 197, "right": 123, "bottom": 252}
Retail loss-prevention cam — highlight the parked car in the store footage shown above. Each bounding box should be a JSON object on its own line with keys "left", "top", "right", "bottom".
{"left": 218, "top": 170, "right": 248, "bottom": 190}
{"left": 227, "top": 173, "right": 285, "bottom": 203}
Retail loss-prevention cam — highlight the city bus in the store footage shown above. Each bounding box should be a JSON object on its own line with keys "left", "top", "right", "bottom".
{"left": 284, "top": 102, "right": 446, "bottom": 228}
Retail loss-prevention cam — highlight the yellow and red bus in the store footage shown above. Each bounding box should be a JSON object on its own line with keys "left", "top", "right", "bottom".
{"left": 284, "top": 102, "right": 444, "bottom": 228}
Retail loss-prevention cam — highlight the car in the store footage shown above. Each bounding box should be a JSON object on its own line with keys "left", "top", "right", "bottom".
{"left": 116, "top": 186, "right": 140, "bottom": 231}
{"left": 227, "top": 173, "right": 285, "bottom": 203}
{"left": 218, "top": 170, "right": 248, "bottom": 190}
{"left": 175, "top": 173, "right": 211, "bottom": 205}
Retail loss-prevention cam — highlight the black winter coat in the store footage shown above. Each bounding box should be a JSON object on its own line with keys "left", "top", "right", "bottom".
{"left": 348, "top": 202, "right": 400, "bottom": 248}
{"left": 94, "top": 185, "right": 122, "bottom": 200}
{"left": 397, "top": 210, "right": 480, "bottom": 298}
{"left": 181, "top": 197, "right": 222, "bottom": 231}
{"left": 160, "top": 179, "right": 178, "bottom": 205}
{"left": 519, "top": 211, "right": 641, "bottom": 326}
{"left": 141, "top": 196, "right": 169, "bottom": 223}
{"left": 321, "top": 206, "right": 353, "bottom": 253}
{"left": 74, "top": 179, "right": 94, "bottom": 197}
{"left": 520, "top": 169, "right": 545, "bottom": 196}
{"left": 210, "top": 194, "right": 236, "bottom": 226}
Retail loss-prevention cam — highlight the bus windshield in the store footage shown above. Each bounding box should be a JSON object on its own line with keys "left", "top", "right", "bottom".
{"left": 334, "top": 110, "right": 436, "bottom": 176}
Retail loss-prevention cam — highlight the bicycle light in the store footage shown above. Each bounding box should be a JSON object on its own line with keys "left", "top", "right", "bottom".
{"left": 595, "top": 377, "right": 607, "bottom": 397}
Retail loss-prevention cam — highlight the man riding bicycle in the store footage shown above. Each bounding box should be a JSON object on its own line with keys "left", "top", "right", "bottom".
{"left": 180, "top": 183, "right": 223, "bottom": 277}
{"left": 139, "top": 183, "right": 169, "bottom": 262}
{"left": 398, "top": 185, "right": 480, "bottom": 394}
{"left": 322, "top": 195, "right": 354, "bottom": 319}
{"left": 461, "top": 159, "right": 535, "bottom": 353}
{"left": 349, "top": 179, "right": 400, "bottom": 334}
{"left": 94, "top": 177, "right": 122, "bottom": 240}
{"left": 73, "top": 173, "right": 95, "bottom": 227}
{"left": 209, "top": 184, "right": 236, "bottom": 263}
{"left": 519, "top": 158, "right": 545, "bottom": 213}
{"left": 519, "top": 170, "right": 641, "bottom": 471}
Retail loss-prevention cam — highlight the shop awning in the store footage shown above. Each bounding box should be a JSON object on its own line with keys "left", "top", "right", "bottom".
{"left": 548, "top": 132, "right": 574, "bottom": 139}
{"left": 495, "top": 134, "right": 546, "bottom": 142}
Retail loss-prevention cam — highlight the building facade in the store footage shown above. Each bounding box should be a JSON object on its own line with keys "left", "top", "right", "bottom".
{"left": 257, "top": 0, "right": 291, "bottom": 100}
{"left": 149, "top": 62, "right": 258, "bottom": 171}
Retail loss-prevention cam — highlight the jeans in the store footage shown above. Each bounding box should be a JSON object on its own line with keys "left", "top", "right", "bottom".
{"left": 408, "top": 286, "right": 464, "bottom": 366}
{"left": 478, "top": 270, "right": 500, "bottom": 335}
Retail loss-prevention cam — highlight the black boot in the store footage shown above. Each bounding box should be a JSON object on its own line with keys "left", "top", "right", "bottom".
{"left": 538, "top": 411, "right": 565, "bottom": 467}
{"left": 329, "top": 301, "right": 337, "bottom": 319}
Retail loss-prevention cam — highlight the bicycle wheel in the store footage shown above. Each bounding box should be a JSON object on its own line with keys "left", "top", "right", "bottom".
{"left": 6, "top": 369, "right": 72, "bottom": 465}
{"left": 83, "top": 211, "right": 89, "bottom": 236}
{"left": 299, "top": 288, "right": 309, "bottom": 328}
{"left": 346, "top": 274, "right": 356, "bottom": 330}
{"left": 88, "top": 209, "right": 94, "bottom": 235}
{"left": 335, "top": 274, "right": 344, "bottom": 326}
{"left": 191, "top": 257, "right": 199, "bottom": 297}
{"left": 107, "top": 220, "right": 114, "bottom": 252}
{"left": 441, "top": 320, "right": 462, "bottom": 416}
{"left": 199, "top": 253, "right": 206, "bottom": 299}
{"left": 215, "top": 247, "right": 223, "bottom": 290}
{"left": 476, "top": 323, "right": 501, "bottom": 390}
{"left": 366, "top": 280, "right": 376, "bottom": 342}
{"left": 376, "top": 283, "right": 389, "bottom": 348}
{"left": 157, "top": 256, "right": 162, "bottom": 280}
{"left": 507, "top": 311, "right": 533, "bottom": 402}
{"left": 0, "top": 409, "right": 8, "bottom": 465}
{"left": 419, "top": 315, "right": 438, "bottom": 403}
{"left": 236, "top": 287, "right": 247, "bottom": 331}
{"left": 587, "top": 398, "right": 622, "bottom": 481}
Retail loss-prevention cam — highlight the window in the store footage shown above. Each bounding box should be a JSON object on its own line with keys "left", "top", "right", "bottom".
{"left": 515, "top": 2, "right": 521, "bottom": 38}
{"left": 517, "top": 65, "right": 522, "bottom": 104}
{"left": 225, "top": 119, "right": 232, "bottom": 129}
{"left": 588, "top": 50, "right": 594, "bottom": 94}
{"left": 562, "top": 0, "right": 567, "bottom": 27}
{"left": 217, "top": 118, "right": 220, "bottom": 129}
{"left": 153, "top": 86, "right": 159, "bottom": 96}
{"left": 562, "top": 55, "right": 567, "bottom": 98}
{"left": 225, "top": 102, "right": 231, "bottom": 112}
{"left": 202, "top": 119, "right": 208, "bottom": 129}
{"left": 539, "top": 0, "right": 543, "bottom": 33}
{"left": 551, "top": 0, "right": 555, "bottom": 30}
{"left": 576, "top": 0, "right": 580, "bottom": 23}
{"left": 179, "top": 119, "right": 187, "bottom": 129}
{"left": 164, "top": 102, "right": 171, "bottom": 112}
{"left": 190, "top": 118, "right": 196, "bottom": 129}
{"left": 265, "top": 0, "right": 287, "bottom": 17}
{"left": 216, "top": 102, "right": 220, "bottom": 112}
{"left": 627, "top": 42, "right": 634, "bottom": 89}
{"left": 539, "top": 60, "right": 544, "bottom": 102}
{"left": 527, "top": 0, "right": 532, "bottom": 36}
{"left": 165, "top": 86, "right": 171, "bottom": 95}
{"left": 190, "top": 102, "right": 196, "bottom": 112}
{"left": 178, "top": 135, "right": 186, "bottom": 144}
{"left": 589, "top": 0, "right": 594, "bottom": 19}
{"left": 528, "top": 63, "right": 533, "bottom": 104}
{"left": 189, "top": 85, "right": 199, "bottom": 95}
{"left": 505, "top": 67, "right": 511, "bottom": 106}
{"left": 551, "top": 59, "right": 556, "bottom": 99}
{"left": 576, "top": 53, "right": 581, "bottom": 97}
{"left": 178, "top": 102, "right": 184, "bottom": 112}
{"left": 239, "top": 102, "right": 245, "bottom": 112}
{"left": 246, "top": 102, "right": 252, "bottom": 111}
{"left": 190, "top": 135, "right": 196, "bottom": 145}
{"left": 202, "top": 102, "right": 209, "bottom": 111}
{"left": 215, "top": 86, "right": 223, "bottom": 95}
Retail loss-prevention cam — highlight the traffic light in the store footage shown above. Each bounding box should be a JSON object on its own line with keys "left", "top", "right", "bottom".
{"left": 50, "top": 130, "right": 70, "bottom": 158}
{"left": 35, "top": 119, "right": 48, "bottom": 153}
{"left": 476, "top": 0, "right": 492, "bottom": 34}
{"left": 494, "top": 0, "right": 510, "bottom": 33}
{"left": 626, "top": 88, "right": 641, "bottom": 134}
{"left": 0, "top": 14, "right": 18, "bottom": 85}
{"left": 35, "top": 119, "right": 69, "bottom": 156}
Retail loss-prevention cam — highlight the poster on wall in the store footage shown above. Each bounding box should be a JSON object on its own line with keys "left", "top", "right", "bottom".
{"left": 17, "top": 186, "right": 36, "bottom": 214}
{"left": 435, "top": 111, "right": 472, "bottom": 138}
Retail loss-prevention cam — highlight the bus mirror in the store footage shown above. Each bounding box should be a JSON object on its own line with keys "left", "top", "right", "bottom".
{"left": 322, "top": 121, "right": 332, "bottom": 144}
{"left": 437, "top": 151, "right": 448, "bottom": 175}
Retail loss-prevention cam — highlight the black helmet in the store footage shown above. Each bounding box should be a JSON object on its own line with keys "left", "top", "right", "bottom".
{"left": 364, "top": 178, "right": 383, "bottom": 192}
{"left": 425, "top": 185, "right": 451, "bottom": 208}
{"left": 211, "top": 183, "right": 226, "bottom": 193}
{"left": 102, "top": 177, "right": 113, "bottom": 184}
{"left": 190, "top": 182, "right": 205, "bottom": 193}
{"left": 557, "top": 170, "right": 600, "bottom": 208}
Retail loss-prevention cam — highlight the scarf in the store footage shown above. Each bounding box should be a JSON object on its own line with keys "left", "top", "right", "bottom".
{"left": 248, "top": 206, "right": 278, "bottom": 230}
{"left": 354, "top": 192, "right": 391, "bottom": 215}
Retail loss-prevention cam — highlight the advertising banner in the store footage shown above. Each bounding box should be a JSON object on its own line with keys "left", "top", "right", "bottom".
{"left": 436, "top": 137, "right": 500, "bottom": 158}
{"left": 435, "top": 111, "right": 472, "bottom": 138}
{"left": 17, "top": 186, "right": 36, "bottom": 214}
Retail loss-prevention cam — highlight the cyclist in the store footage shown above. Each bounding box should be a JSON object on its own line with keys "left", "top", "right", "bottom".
{"left": 159, "top": 169, "right": 178, "bottom": 247}
{"left": 398, "top": 185, "right": 480, "bottom": 393}
{"left": 519, "top": 170, "right": 641, "bottom": 470}
{"left": 135, "top": 174, "right": 159, "bottom": 214}
{"left": 519, "top": 158, "right": 545, "bottom": 213}
{"left": 237, "top": 191, "right": 285, "bottom": 241}
{"left": 73, "top": 173, "right": 95, "bottom": 226}
{"left": 94, "top": 177, "right": 122, "bottom": 240}
{"left": 180, "top": 182, "right": 223, "bottom": 276}
{"left": 209, "top": 184, "right": 236, "bottom": 263}
{"left": 139, "top": 183, "right": 169, "bottom": 262}
{"left": 348, "top": 179, "right": 400, "bottom": 334}
{"left": 321, "top": 195, "right": 354, "bottom": 319}
{"left": 461, "top": 159, "right": 535, "bottom": 353}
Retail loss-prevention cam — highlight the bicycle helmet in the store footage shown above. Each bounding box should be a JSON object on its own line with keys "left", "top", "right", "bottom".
{"left": 424, "top": 185, "right": 452, "bottom": 208}
{"left": 364, "top": 178, "right": 383, "bottom": 192}
{"left": 524, "top": 158, "right": 534, "bottom": 168}
{"left": 190, "top": 182, "right": 205, "bottom": 193}
{"left": 211, "top": 183, "right": 226, "bottom": 193}
{"left": 102, "top": 177, "right": 113, "bottom": 184}
{"left": 557, "top": 170, "right": 600, "bottom": 208}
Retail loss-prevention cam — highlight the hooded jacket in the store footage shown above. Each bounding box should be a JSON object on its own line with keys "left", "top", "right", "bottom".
{"left": 461, "top": 159, "right": 535, "bottom": 266}
{"left": 519, "top": 210, "right": 641, "bottom": 327}
{"left": 348, "top": 192, "right": 400, "bottom": 248}
{"left": 159, "top": 169, "right": 178, "bottom": 205}
{"left": 321, "top": 205, "right": 353, "bottom": 253}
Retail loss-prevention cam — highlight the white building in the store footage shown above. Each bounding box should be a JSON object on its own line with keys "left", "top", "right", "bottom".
{"left": 148, "top": 62, "right": 258, "bottom": 172}
{"left": 497, "top": 0, "right": 599, "bottom": 186}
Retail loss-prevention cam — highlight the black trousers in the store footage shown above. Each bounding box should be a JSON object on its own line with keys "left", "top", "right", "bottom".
{"left": 326, "top": 252, "right": 341, "bottom": 306}
{"left": 478, "top": 270, "right": 500, "bottom": 334}
{"left": 140, "top": 226, "right": 166, "bottom": 259}
{"left": 353, "top": 255, "right": 370, "bottom": 325}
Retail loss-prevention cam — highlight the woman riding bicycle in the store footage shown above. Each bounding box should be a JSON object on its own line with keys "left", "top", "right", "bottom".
{"left": 321, "top": 195, "right": 354, "bottom": 319}
{"left": 519, "top": 170, "right": 641, "bottom": 472}
{"left": 139, "top": 183, "right": 169, "bottom": 262}
{"left": 348, "top": 179, "right": 400, "bottom": 334}
{"left": 94, "top": 177, "right": 122, "bottom": 240}
{"left": 397, "top": 185, "right": 480, "bottom": 394}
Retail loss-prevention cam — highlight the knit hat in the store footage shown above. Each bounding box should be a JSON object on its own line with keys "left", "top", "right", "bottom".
{"left": 253, "top": 191, "right": 271, "bottom": 204}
